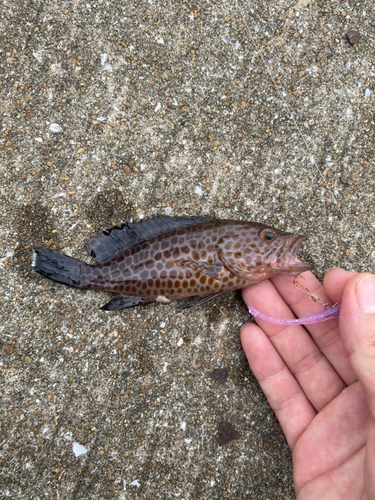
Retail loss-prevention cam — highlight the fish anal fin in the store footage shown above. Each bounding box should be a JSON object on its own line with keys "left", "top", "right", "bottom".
{"left": 86, "top": 215, "right": 215, "bottom": 264}
{"left": 178, "top": 293, "right": 219, "bottom": 309}
{"left": 100, "top": 296, "right": 151, "bottom": 311}
{"left": 169, "top": 259, "right": 224, "bottom": 280}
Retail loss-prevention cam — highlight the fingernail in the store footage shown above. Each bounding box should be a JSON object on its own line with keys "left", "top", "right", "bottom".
{"left": 355, "top": 275, "right": 375, "bottom": 313}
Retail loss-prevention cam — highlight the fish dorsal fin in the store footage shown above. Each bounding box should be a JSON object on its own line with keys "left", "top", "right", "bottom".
{"left": 86, "top": 215, "right": 215, "bottom": 264}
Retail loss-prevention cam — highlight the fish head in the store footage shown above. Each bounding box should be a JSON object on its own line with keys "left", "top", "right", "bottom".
{"left": 252, "top": 224, "right": 314, "bottom": 276}
{"left": 235, "top": 223, "right": 314, "bottom": 279}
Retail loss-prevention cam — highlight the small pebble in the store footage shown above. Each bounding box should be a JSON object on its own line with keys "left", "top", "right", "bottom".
{"left": 346, "top": 31, "right": 361, "bottom": 45}
{"left": 3, "top": 345, "right": 14, "bottom": 355}
{"left": 210, "top": 368, "right": 229, "bottom": 384}
{"left": 217, "top": 422, "right": 240, "bottom": 446}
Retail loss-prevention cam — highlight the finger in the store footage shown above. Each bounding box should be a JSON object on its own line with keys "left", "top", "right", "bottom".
{"left": 364, "top": 420, "right": 375, "bottom": 498}
{"left": 296, "top": 446, "right": 366, "bottom": 499}
{"left": 241, "top": 322, "right": 316, "bottom": 449}
{"left": 340, "top": 273, "right": 375, "bottom": 420}
{"left": 323, "top": 268, "right": 357, "bottom": 305}
{"left": 270, "top": 271, "right": 356, "bottom": 385}
{"left": 242, "top": 279, "right": 346, "bottom": 412}
{"left": 293, "top": 381, "right": 370, "bottom": 495}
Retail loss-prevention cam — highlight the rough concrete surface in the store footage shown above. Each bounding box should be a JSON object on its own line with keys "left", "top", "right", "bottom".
{"left": 1, "top": 0, "right": 375, "bottom": 498}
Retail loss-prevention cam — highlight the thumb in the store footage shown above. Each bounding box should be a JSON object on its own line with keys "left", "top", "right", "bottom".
{"left": 340, "top": 273, "right": 375, "bottom": 417}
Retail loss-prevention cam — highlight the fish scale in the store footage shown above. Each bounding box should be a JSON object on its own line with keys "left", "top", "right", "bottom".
{"left": 74, "top": 220, "right": 248, "bottom": 299}
{"left": 31, "top": 215, "right": 313, "bottom": 311}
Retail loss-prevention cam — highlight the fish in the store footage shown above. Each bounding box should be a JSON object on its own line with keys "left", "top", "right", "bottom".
{"left": 31, "top": 215, "right": 313, "bottom": 311}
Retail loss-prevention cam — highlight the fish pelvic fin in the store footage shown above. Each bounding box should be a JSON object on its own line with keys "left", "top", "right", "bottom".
{"left": 177, "top": 293, "right": 220, "bottom": 309}
{"left": 100, "top": 296, "right": 152, "bottom": 311}
{"left": 32, "top": 248, "right": 86, "bottom": 288}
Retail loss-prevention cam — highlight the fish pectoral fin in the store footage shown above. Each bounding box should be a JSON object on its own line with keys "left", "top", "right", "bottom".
{"left": 216, "top": 237, "right": 257, "bottom": 281}
{"left": 100, "top": 295, "right": 151, "bottom": 311}
{"left": 177, "top": 293, "right": 220, "bottom": 309}
{"left": 169, "top": 259, "right": 224, "bottom": 280}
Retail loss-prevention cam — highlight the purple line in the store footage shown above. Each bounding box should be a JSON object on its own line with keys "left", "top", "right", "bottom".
{"left": 248, "top": 305, "right": 341, "bottom": 325}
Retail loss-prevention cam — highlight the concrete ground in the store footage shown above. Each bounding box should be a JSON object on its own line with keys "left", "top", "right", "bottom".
{"left": 1, "top": 0, "right": 375, "bottom": 498}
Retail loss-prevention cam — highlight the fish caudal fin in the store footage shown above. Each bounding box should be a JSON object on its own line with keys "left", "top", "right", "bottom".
{"left": 32, "top": 248, "right": 85, "bottom": 288}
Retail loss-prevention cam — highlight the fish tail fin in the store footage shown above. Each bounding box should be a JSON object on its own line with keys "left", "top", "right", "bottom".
{"left": 32, "top": 248, "right": 87, "bottom": 288}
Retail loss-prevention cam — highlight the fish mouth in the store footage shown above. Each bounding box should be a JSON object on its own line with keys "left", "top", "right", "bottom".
{"left": 286, "top": 235, "right": 314, "bottom": 274}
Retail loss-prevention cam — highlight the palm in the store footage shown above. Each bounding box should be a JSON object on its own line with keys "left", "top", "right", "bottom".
{"left": 293, "top": 382, "right": 370, "bottom": 499}
{"left": 241, "top": 269, "right": 374, "bottom": 499}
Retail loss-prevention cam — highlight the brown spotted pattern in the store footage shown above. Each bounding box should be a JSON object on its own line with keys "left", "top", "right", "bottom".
{"left": 77, "top": 219, "right": 313, "bottom": 302}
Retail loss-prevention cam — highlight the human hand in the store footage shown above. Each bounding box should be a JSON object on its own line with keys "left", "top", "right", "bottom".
{"left": 241, "top": 269, "right": 375, "bottom": 499}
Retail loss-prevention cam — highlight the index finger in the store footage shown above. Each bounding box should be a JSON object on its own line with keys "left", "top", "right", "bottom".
{"left": 270, "top": 271, "right": 356, "bottom": 385}
{"left": 242, "top": 278, "right": 346, "bottom": 412}
{"left": 241, "top": 321, "right": 316, "bottom": 449}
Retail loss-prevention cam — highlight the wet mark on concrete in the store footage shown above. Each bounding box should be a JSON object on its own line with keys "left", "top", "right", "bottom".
{"left": 85, "top": 188, "right": 135, "bottom": 233}
{"left": 13, "top": 202, "right": 57, "bottom": 276}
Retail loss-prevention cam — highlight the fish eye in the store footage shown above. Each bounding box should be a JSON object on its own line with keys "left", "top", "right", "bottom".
{"left": 259, "top": 229, "right": 277, "bottom": 242}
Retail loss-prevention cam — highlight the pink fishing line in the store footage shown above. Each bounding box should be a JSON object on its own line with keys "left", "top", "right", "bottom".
{"left": 248, "top": 305, "right": 341, "bottom": 325}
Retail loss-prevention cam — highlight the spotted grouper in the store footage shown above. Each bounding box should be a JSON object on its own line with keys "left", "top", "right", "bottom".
{"left": 31, "top": 215, "right": 313, "bottom": 311}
